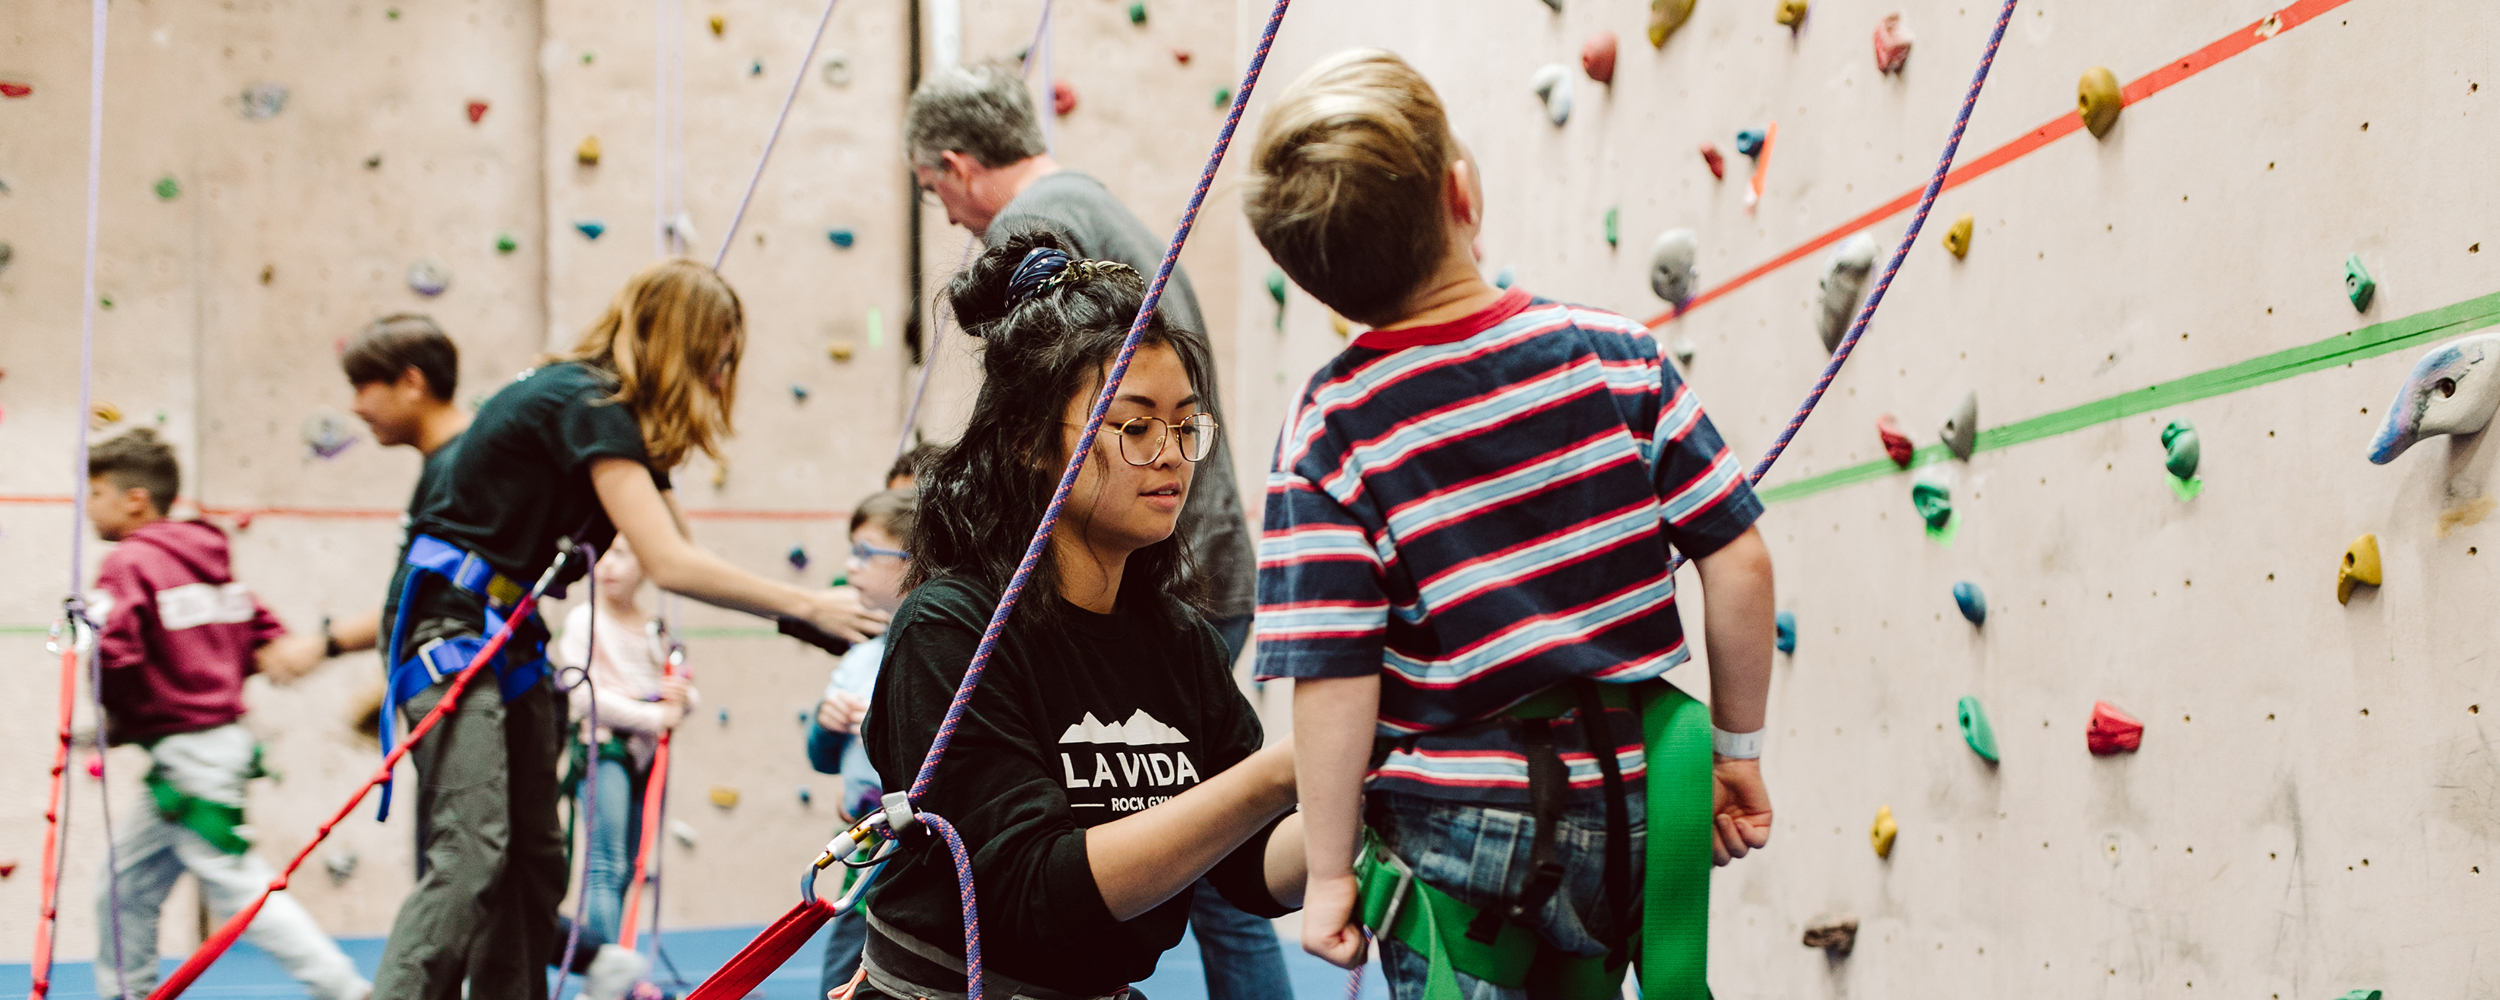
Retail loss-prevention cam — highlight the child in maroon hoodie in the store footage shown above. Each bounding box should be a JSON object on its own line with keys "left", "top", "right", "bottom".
{"left": 84, "top": 428, "right": 372, "bottom": 1000}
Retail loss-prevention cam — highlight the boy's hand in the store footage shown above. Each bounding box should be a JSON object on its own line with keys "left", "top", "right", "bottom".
{"left": 1299, "top": 870, "right": 1369, "bottom": 969}
{"left": 254, "top": 633, "right": 328, "bottom": 685}
{"left": 816, "top": 690, "right": 869, "bottom": 733}
{"left": 1710, "top": 757, "right": 1774, "bottom": 866}
{"left": 803, "top": 586, "right": 891, "bottom": 644}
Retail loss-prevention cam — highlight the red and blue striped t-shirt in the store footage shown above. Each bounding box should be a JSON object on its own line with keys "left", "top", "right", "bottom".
{"left": 1252, "top": 288, "right": 1764, "bottom": 804}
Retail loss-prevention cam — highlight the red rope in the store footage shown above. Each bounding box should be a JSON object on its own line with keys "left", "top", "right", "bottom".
{"left": 28, "top": 644, "right": 78, "bottom": 999}
{"left": 617, "top": 653, "right": 677, "bottom": 949}
{"left": 680, "top": 899, "right": 837, "bottom": 1000}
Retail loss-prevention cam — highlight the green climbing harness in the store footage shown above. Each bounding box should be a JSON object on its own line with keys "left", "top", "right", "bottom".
{"left": 1354, "top": 680, "right": 1714, "bottom": 1000}
{"left": 143, "top": 741, "right": 269, "bottom": 856}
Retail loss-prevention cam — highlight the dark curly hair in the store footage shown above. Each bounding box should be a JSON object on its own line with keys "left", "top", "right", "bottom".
{"left": 909, "top": 226, "right": 1214, "bottom": 631}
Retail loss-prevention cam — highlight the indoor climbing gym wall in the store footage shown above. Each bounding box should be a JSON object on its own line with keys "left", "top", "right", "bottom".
{"left": 1229, "top": 0, "right": 2497, "bottom": 997}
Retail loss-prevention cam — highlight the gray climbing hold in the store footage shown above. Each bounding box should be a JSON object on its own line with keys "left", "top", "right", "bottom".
{"left": 322, "top": 850, "right": 358, "bottom": 885}
{"left": 1648, "top": 229, "right": 1699, "bottom": 307}
{"left": 1529, "top": 64, "right": 1572, "bottom": 125}
{"left": 239, "top": 83, "right": 288, "bottom": 120}
{"left": 1668, "top": 335, "right": 1696, "bottom": 368}
{"left": 303, "top": 412, "right": 359, "bottom": 460}
{"left": 1815, "top": 234, "right": 1878, "bottom": 352}
{"left": 821, "top": 54, "right": 852, "bottom": 87}
{"left": 1939, "top": 390, "right": 1977, "bottom": 460}
{"left": 0, "top": 241, "right": 12, "bottom": 277}
{"left": 406, "top": 258, "right": 451, "bottom": 297}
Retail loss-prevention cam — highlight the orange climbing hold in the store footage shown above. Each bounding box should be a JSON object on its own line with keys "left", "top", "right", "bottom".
{"left": 2086, "top": 701, "right": 2143, "bottom": 755}
{"left": 1052, "top": 80, "right": 1077, "bottom": 116}
{"left": 1581, "top": 31, "right": 1618, "bottom": 84}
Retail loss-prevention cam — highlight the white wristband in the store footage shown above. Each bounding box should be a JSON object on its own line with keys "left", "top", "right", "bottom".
{"left": 1711, "top": 726, "right": 1764, "bottom": 760}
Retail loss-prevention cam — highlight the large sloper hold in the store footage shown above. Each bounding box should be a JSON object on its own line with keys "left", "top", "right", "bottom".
{"left": 1910, "top": 476, "right": 1952, "bottom": 530}
{"left": 2086, "top": 701, "right": 2143, "bottom": 755}
{"left": 1938, "top": 390, "right": 1977, "bottom": 459}
{"left": 1648, "top": 229, "right": 1699, "bottom": 307}
{"left": 1582, "top": 31, "right": 1618, "bottom": 83}
{"left": 2077, "top": 67, "right": 2122, "bottom": 138}
{"left": 1648, "top": 0, "right": 1697, "bottom": 46}
{"left": 2367, "top": 331, "right": 2500, "bottom": 464}
{"left": 1957, "top": 695, "right": 1999, "bottom": 762}
{"left": 1801, "top": 914, "right": 1858, "bottom": 958}
{"left": 1816, "top": 233, "right": 1878, "bottom": 352}
{"left": 2161, "top": 419, "right": 2201, "bottom": 479}
{"left": 2337, "top": 533, "right": 2381, "bottom": 605}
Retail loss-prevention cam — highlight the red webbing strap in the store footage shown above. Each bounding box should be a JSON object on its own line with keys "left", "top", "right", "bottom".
{"left": 28, "top": 644, "right": 78, "bottom": 999}
{"left": 144, "top": 592, "right": 542, "bottom": 1000}
{"left": 618, "top": 720, "right": 672, "bottom": 946}
{"left": 682, "top": 899, "right": 837, "bottom": 1000}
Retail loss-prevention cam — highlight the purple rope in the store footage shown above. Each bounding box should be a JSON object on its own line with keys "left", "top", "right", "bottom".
{"left": 710, "top": 0, "right": 842, "bottom": 270}
{"left": 552, "top": 544, "right": 601, "bottom": 998}
{"left": 74, "top": 611, "right": 133, "bottom": 999}
{"left": 900, "top": 2, "right": 1294, "bottom": 997}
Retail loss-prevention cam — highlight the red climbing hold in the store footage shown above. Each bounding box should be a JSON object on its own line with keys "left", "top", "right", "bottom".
{"left": 1581, "top": 31, "right": 1618, "bottom": 84}
{"left": 1052, "top": 80, "right": 1077, "bottom": 117}
{"left": 1698, "top": 142, "right": 1726, "bottom": 180}
{"left": 0, "top": 82, "right": 31, "bottom": 99}
{"left": 1173, "top": 48, "right": 1192, "bottom": 66}
{"left": 1877, "top": 414, "right": 1914, "bottom": 467}
{"left": 234, "top": 511, "right": 256, "bottom": 531}
{"left": 1872, "top": 12, "right": 1914, "bottom": 74}
{"left": 0, "top": 859, "right": 17, "bottom": 878}
{"left": 466, "top": 100, "right": 489, "bottom": 124}
{"left": 2087, "top": 701, "right": 2143, "bottom": 755}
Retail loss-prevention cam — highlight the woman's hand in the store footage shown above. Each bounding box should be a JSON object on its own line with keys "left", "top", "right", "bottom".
{"left": 1710, "top": 757, "right": 1774, "bottom": 865}
{"left": 1299, "top": 871, "right": 1368, "bottom": 969}
{"left": 817, "top": 690, "right": 870, "bottom": 733}
{"left": 802, "top": 586, "right": 891, "bottom": 644}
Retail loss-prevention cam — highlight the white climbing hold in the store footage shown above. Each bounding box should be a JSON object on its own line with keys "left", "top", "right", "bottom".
{"left": 407, "top": 258, "right": 451, "bottom": 297}
{"left": 322, "top": 850, "right": 358, "bottom": 885}
{"left": 664, "top": 212, "right": 699, "bottom": 253}
{"left": 1529, "top": 64, "right": 1572, "bottom": 126}
{"left": 1648, "top": 229, "right": 1699, "bottom": 308}
{"left": 670, "top": 820, "right": 699, "bottom": 847}
{"left": 238, "top": 82, "right": 288, "bottom": 120}
{"left": 303, "top": 412, "right": 359, "bottom": 460}
{"left": 821, "top": 53, "right": 852, "bottom": 87}
{"left": 1815, "top": 234, "right": 1878, "bottom": 353}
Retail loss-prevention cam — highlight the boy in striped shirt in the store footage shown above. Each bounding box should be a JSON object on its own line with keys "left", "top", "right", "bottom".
{"left": 1244, "top": 50, "right": 1779, "bottom": 997}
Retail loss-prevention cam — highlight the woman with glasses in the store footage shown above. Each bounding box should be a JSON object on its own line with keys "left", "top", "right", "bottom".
{"left": 853, "top": 228, "right": 1305, "bottom": 1000}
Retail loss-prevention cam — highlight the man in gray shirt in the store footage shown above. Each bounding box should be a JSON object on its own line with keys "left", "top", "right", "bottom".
{"left": 893, "top": 60, "right": 1289, "bottom": 1000}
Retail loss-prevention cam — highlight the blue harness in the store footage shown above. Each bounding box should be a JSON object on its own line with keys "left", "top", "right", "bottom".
{"left": 377, "top": 534, "right": 555, "bottom": 820}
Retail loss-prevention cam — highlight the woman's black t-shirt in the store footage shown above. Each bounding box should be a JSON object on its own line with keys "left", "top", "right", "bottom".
{"left": 863, "top": 575, "right": 1288, "bottom": 994}
{"left": 398, "top": 361, "right": 668, "bottom": 636}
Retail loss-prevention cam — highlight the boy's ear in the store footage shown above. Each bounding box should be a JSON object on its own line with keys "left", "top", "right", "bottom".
{"left": 395, "top": 365, "right": 429, "bottom": 394}
{"left": 1446, "top": 159, "right": 1483, "bottom": 228}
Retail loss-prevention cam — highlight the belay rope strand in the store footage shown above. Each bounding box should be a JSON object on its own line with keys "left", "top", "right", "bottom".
{"left": 552, "top": 543, "right": 603, "bottom": 999}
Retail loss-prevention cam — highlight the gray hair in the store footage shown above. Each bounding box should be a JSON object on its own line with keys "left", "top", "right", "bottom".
{"left": 905, "top": 61, "right": 1048, "bottom": 169}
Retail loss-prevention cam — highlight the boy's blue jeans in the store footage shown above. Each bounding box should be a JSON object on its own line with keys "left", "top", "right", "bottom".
{"left": 1371, "top": 789, "right": 1646, "bottom": 1000}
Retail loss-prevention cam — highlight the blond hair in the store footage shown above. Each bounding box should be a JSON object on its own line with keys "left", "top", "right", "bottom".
{"left": 1244, "top": 49, "right": 1458, "bottom": 327}
{"left": 557, "top": 258, "right": 744, "bottom": 469}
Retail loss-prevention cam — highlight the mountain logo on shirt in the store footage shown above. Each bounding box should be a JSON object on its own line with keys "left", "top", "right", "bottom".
{"left": 1058, "top": 709, "right": 1188, "bottom": 746}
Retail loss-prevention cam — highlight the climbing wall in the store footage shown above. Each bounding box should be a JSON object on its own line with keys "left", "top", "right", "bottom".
{"left": 1225, "top": 0, "right": 2499, "bottom": 997}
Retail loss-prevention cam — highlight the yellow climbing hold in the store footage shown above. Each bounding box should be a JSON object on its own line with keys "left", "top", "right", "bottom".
{"left": 1328, "top": 311, "right": 1350, "bottom": 339}
{"left": 90, "top": 402, "right": 124, "bottom": 428}
{"left": 827, "top": 340, "right": 857, "bottom": 361}
{"left": 708, "top": 13, "right": 725, "bottom": 35}
{"left": 1647, "top": 0, "right": 1696, "bottom": 47}
{"left": 576, "top": 135, "right": 601, "bottom": 166}
{"left": 1870, "top": 805, "right": 1897, "bottom": 858}
{"left": 1943, "top": 213, "right": 1973, "bottom": 259}
{"left": 2337, "top": 533, "right": 2382, "bottom": 605}
{"left": 2078, "top": 66, "right": 2123, "bottom": 138}
{"left": 709, "top": 785, "right": 740, "bottom": 808}
{"left": 1775, "top": 0, "right": 1809, "bottom": 28}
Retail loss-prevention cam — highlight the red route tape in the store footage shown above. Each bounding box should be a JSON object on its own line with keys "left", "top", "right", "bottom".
{"left": 1645, "top": 0, "right": 2358, "bottom": 329}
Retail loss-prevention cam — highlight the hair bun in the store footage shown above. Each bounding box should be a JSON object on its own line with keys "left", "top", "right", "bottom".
{"left": 1008, "top": 247, "right": 1075, "bottom": 307}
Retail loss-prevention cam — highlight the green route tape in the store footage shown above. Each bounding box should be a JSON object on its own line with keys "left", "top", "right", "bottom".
{"left": 1758, "top": 290, "right": 2500, "bottom": 506}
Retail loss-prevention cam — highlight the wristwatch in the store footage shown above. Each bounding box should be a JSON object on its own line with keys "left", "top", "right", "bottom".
{"left": 321, "top": 616, "right": 342, "bottom": 659}
{"left": 1711, "top": 725, "right": 1764, "bottom": 760}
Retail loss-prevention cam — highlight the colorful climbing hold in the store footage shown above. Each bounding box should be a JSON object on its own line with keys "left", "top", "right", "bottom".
{"left": 1053, "top": 80, "right": 1077, "bottom": 117}
{"left": 1127, "top": 1, "right": 1147, "bottom": 24}
{"left": 749, "top": 58, "right": 765, "bottom": 77}
{"left": 0, "top": 82, "right": 32, "bottom": 99}
{"left": 827, "top": 340, "right": 856, "bottom": 361}
{"left": 1815, "top": 233, "right": 1878, "bottom": 352}
{"left": 2337, "top": 533, "right": 2381, "bottom": 605}
{"left": 0, "top": 859, "right": 16, "bottom": 878}
{"left": 708, "top": 13, "right": 725, "bottom": 35}
{"left": 1952, "top": 581, "right": 1987, "bottom": 626}
{"left": 1581, "top": 31, "right": 1618, "bottom": 84}
{"left": 1911, "top": 477, "right": 1952, "bottom": 531}
{"left": 709, "top": 786, "right": 739, "bottom": 808}
{"left": 1801, "top": 915, "right": 1857, "bottom": 959}
{"left": 1603, "top": 207, "right": 1619, "bottom": 249}
{"left": 303, "top": 412, "right": 359, "bottom": 460}
{"left": 716, "top": 707, "right": 730, "bottom": 724}
{"left": 239, "top": 82, "right": 288, "bottom": 120}
{"left": 1876, "top": 414, "right": 1914, "bottom": 468}
{"left": 798, "top": 786, "right": 813, "bottom": 805}
{"left": 1494, "top": 265, "right": 1516, "bottom": 290}
{"left": 406, "top": 258, "right": 451, "bottom": 297}
{"left": 2086, "top": 701, "right": 2143, "bottom": 755}
{"left": 1329, "top": 312, "right": 1351, "bottom": 339}
{"left": 2344, "top": 253, "right": 2376, "bottom": 311}
{"left": 1943, "top": 213, "right": 1973, "bottom": 258}
{"left": 1668, "top": 335, "right": 1695, "bottom": 367}
{"left": 1872, "top": 12, "right": 1914, "bottom": 73}
{"left": 790, "top": 384, "right": 811, "bottom": 403}
{"left": 1265, "top": 269, "right": 1288, "bottom": 332}
{"left": 2367, "top": 332, "right": 2500, "bottom": 464}
{"left": 0, "top": 241, "right": 13, "bottom": 277}
{"left": 91, "top": 402, "right": 122, "bottom": 428}
{"left": 495, "top": 231, "right": 518, "bottom": 254}
{"left": 1529, "top": 64, "right": 1572, "bottom": 125}
{"left": 1939, "top": 390, "right": 1977, "bottom": 460}
{"left": 582, "top": 50, "right": 597, "bottom": 64}
{"left": 1647, "top": 0, "right": 1696, "bottom": 47}
{"left": 670, "top": 820, "right": 698, "bottom": 846}
{"left": 788, "top": 545, "right": 810, "bottom": 570}
{"left": 1173, "top": 48, "right": 1193, "bottom": 66}
{"left": 1698, "top": 143, "right": 1726, "bottom": 180}
{"left": 576, "top": 135, "right": 601, "bottom": 166}
{"left": 1775, "top": 0, "right": 1809, "bottom": 28}
{"left": 1647, "top": 229, "right": 1699, "bottom": 307}
{"left": 1957, "top": 695, "right": 1999, "bottom": 762}
{"left": 1774, "top": 611, "right": 1796, "bottom": 654}
{"left": 1869, "top": 805, "right": 1897, "bottom": 858}
{"left": 322, "top": 850, "right": 359, "bottom": 885}
{"left": 2161, "top": 419, "right": 2200, "bottom": 480}
{"left": 1735, "top": 128, "right": 1767, "bottom": 158}
{"left": 828, "top": 228, "right": 856, "bottom": 248}
{"left": 364, "top": 154, "right": 383, "bottom": 170}
{"left": 466, "top": 99, "right": 489, "bottom": 124}
{"left": 2336, "top": 992, "right": 2382, "bottom": 1000}
{"left": 2077, "top": 67, "right": 2122, "bottom": 138}
{"left": 575, "top": 219, "right": 607, "bottom": 240}
{"left": 1212, "top": 87, "right": 1233, "bottom": 108}
{"left": 154, "top": 176, "right": 181, "bottom": 201}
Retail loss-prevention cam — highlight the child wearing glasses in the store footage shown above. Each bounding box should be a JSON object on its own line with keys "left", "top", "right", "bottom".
{"left": 810, "top": 487, "right": 918, "bottom": 993}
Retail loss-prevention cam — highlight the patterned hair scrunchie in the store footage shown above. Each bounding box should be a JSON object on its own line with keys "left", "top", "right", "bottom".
{"left": 1007, "top": 247, "right": 1074, "bottom": 306}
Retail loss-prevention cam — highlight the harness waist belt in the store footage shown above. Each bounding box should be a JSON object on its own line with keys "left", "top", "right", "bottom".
{"left": 859, "top": 909, "right": 1138, "bottom": 1000}
{"left": 375, "top": 534, "right": 552, "bottom": 820}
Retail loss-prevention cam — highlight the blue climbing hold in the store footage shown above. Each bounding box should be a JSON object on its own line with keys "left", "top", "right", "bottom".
{"left": 1735, "top": 128, "right": 1767, "bottom": 157}
{"left": 791, "top": 383, "right": 810, "bottom": 402}
{"left": 1774, "top": 610, "right": 1796, "bottom": 654}
{"left": 1952, "top": 581, "right": 1986, "bottom": 626}
{"left": 788, "top": 546, "right": 810, "bottom": 570}
{"left": 798, "top": 786, "right": 814, "bottom": 805}
{"left": 574, "top": 219, "right": 606, "bottom": 240}
{"left": 1494, "top": 265, "right": 1516, "bottom": 289}
{"left": 828, "top": 228, "right": 856, "bottom": 248}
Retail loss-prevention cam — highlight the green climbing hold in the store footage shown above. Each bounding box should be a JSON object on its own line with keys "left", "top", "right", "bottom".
{"left": 1213, "top": 87, "right": 1232, "bottom": 108}
{"left": 385, "top": 6, "right": 401, "bottom": 19}
{"left": 153, "top": 176, "right": 180, "bottom": 201}
{"left": 2345, "top": 253, "right": 2376, "bottom": 312}
{"left": 1604, "top": 207, "right": 1619, "bottom": 249}
{"left": 1910, "top": 478, "right": 1952, "bottom": 531}
{"left": 1957, "top": 695, "right": 1999, "bottom": 762}
{"left": 2336, "top": 992, "right": 2382, "bottom": 1000}
{"left": 2161, "top": 419, "right": 2200, "bottom": 480}
{"left": 1266, "top": 269, "right": 1288, "bottom": 331}
{"left": 494, "top": 232, "right": 518, "bottom": 254}
{"left": 1127, "top": 0, "right": 1147, "bottom": 24}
